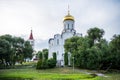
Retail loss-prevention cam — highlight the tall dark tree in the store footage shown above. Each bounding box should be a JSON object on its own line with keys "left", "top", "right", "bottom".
{"left": 64, "top": 52, "right": 68, "bottom": 66}
{"left": 43, "top": 49, "right": 48, "bottom": 60}
{"left": 53, "top": 52, "right": 57, "bottom": 62}
{"left": 38, "top": 51, "right": 43, "bottom": 60}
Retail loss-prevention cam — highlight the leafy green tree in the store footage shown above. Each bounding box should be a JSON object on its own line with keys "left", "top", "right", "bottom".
{"left": 23, "top": 41, "right": 33, "bottom": 59}
{"left": 0, "top": 38, "right": 11, "bottom": 68}
{"left": 0, "top": 34, "right": 34, "bottom": 68}
{"left": 64, "top": 36, "right": 89, "bottom": 67}
{"left": 109, "top": 35, "right": 120, "bottom": 69}
{"left": 64, "top": 27, "right": 111, "bottom": 70}
{"left": 87, "top": 27, "right": 104, "bottom": 46}
{"left": 64, "top": 36, "right": 80, "bottom": 55}
{"left": 13, "top": 37, "right": 24, "bottom": 64}
{"left": 75, "top": 37, "right": 91, "bottom": 67}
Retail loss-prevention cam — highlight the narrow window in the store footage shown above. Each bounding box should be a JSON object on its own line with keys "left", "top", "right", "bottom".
{"left": 57, "top": 51, "right": 59, "bottom": 55}
{"left": 68, "top": 24, "right": 69, "bottom": 29}
{"left": 72, "top": 24, "right": 73, "bottom": 29}
{"left": 57, "top": 39, "right": 59, "bottom": 45}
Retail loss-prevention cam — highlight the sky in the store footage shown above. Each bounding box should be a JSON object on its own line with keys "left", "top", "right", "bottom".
{"left": 0, "top": 0, "right": 120, "bottom": 51}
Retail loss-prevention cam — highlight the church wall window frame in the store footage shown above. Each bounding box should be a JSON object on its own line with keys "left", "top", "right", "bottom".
{"left": 68, "top": 24, "right": 69, "bottom": 29}
{"left": 57, "top": 39, "right": 59, "bottom": 45}
{"left": 72, "top": 24, "right": 73, "bottom": 29}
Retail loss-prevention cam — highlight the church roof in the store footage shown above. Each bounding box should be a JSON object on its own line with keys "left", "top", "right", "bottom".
{"left": 29, "top": 30, "right": 34, "bottom": 40}
{"left": 63, "top": 13, "right": 74, "bottom": 21}
{"left": 63, "top": 6, "right": 74, "bottom": 21}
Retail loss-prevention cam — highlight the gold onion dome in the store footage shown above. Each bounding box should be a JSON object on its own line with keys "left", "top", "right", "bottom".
{"left": 63, "top": 11, "right": 74, "bottom": 21}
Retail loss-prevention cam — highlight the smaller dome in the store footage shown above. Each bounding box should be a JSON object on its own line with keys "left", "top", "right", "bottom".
{"left": 63, "top": 13, "right": 74, "bottom": 21}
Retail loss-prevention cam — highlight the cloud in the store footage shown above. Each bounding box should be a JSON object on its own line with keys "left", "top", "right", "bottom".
{"left": 0, "top": 0, "right": 120, "bottom": 50}
{"left": 35, "top": 39, "right": 48, "bottom": 51}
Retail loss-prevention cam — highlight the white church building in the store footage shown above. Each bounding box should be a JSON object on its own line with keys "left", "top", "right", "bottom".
{"left": 48, "top": 10, "right": 82, "bottom": 66}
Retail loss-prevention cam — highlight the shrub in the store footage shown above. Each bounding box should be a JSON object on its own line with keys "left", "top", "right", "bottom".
{"left": 41, "top": 60, "right": 48, "bottom": 69}
{"left": 36, "top": 59, "right": 48, "bottom": 69}
{"left": 47, "top": 58, "right": 56, "bottom": 68}
{"left": 36, "top": 59, "right": 42, "bottom": 69}
{"left": 36, "top": 58, "right": 56, "bottom": 69}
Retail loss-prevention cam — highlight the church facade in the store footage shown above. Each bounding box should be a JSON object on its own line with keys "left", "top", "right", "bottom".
{"left": 48, "top": 11, "right": 81, "bottom": 66}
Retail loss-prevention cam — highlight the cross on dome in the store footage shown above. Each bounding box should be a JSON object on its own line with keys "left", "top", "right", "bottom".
{"left": 63, "top": 5, "right": 74, "bottom": 21}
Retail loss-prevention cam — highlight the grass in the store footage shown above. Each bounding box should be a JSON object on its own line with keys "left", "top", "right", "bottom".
{"left": 0, "top": 62, "right": 120, "bottom": 80}
{"left": 0, "top": 68, "right": 96, "bottom": 80}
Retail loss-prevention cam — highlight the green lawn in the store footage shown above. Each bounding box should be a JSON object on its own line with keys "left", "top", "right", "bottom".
{"left": 0, "top": 62, "right": 120, "bottom": 80}
{"left": 0, "top": 68, "right": 99, "bottom": 80}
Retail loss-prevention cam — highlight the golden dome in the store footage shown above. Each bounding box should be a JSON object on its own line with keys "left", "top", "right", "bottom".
{"left": 63, "top": 12, "right": 74, "bottom": 21}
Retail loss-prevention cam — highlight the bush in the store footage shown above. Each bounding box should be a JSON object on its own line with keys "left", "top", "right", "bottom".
{"left": 47, "top": 58, "right": 56, "bottom": 68}
{"left": 41, "top": 60, "right": 48, "bottom": 69}
{"left": 36, "top": 60, "right": 48, "bottom": 69}
{"left": 36, "top": 58, "right": 56, "bottom": 69}
{"left": 36, "top": 59, "right": 42, "bottom": 69}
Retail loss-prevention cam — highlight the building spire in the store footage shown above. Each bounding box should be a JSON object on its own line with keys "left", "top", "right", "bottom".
{"left": 63, "top": 4, "right": 74, "bottom": 21}
{"left": 68, "top": 5, "right": 70, "bottom": 15}
{"left": 29, "top": 28, "right": 34, "bottom": 40}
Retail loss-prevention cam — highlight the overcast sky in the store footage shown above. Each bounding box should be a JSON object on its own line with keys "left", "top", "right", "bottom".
{"left": 0, "top": 0, "right": 120, "bottom": 51}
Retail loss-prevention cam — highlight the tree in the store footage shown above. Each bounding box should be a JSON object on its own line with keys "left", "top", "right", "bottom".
{"left": 43, "top": 49, "right": 48, "bottom": 60}
{"left": 0, "top": 38, "right": 11, "bottom": 68}
{"left": 38, "top": 51, "right": 43, "bottom": 60}
{"left": 87, "top": 27, "right": 104, "bottom": 46}
{"left": 64, "top": 36, "right": 90, "bottom": 67}
{"left": 23, "top": 41, "right": 33, "bottom": 60}
{"left": 64, "top": 36, "right": 80, "bottom": 55}
{"left": 0, "top": 35, "right": 16, "bottom": 67}
{"left": 95, "top": 39, "right": 109, "bottom": 70}
{"left": 13, "top": 37, "right": 25, "bottom": 64}
{"left": 109, "top": 34, "right": 120, "bottom": 69}
{"left": 0, "top": 34, "right": 34, "bottom": 68}
{"left": 64, "top": 27, "right": 110, "bottom": 70}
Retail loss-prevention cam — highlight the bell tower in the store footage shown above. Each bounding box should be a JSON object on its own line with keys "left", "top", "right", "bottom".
{"left": 29, "top": 29, "right": 34, "bottom": 49}
{"left": 62, "top": 6, "right": 76, "bottom": 34}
